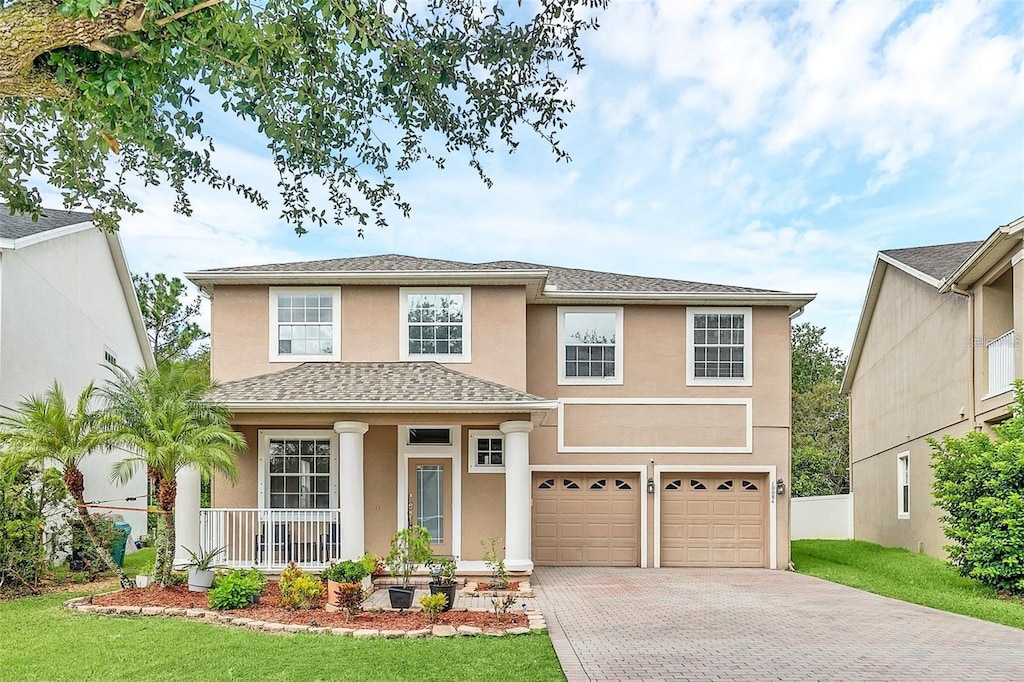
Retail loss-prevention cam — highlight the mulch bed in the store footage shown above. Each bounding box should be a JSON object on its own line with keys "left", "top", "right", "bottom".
{"left": 92, "top": 581, "right": 527, "bottom": 632}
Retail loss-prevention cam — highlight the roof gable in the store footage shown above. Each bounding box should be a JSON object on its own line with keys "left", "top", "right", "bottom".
{"left": 0, "top": 206, "right": 93, "bottom": 242}
{"left": 879, "top": 241, "right": 982, "bottom": 284}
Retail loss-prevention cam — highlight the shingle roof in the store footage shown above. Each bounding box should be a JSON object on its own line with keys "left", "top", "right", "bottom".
{"left": 881, "top": 241, "right": 983, "bottom": 282}
{"left": 0, "top": 206, "right": 93, "bottom": 240}
{"left": 195, "top": 254, "right": 781, "bottom": 294}
{"left": 209, "top": 362, "right": 551, "bottom": 404}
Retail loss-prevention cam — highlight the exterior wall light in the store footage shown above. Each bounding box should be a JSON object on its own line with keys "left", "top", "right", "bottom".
{"left": 647, "top": 477, "right": 655, "bottom": 494}
{"left": 776, "top": 479, "right": 786, "bottom": 495}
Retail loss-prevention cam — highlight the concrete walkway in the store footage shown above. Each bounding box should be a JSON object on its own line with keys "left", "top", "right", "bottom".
{"left": 532, "top": 567, "right": 1024, "bottom": 681}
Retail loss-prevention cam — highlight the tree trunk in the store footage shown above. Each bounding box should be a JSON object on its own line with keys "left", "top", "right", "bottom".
{"left": 0, "top": 0, "right": 147, "bottom": 98}
{"left": 156, "top": 476, "right": 177, "bottom": 587}
{"left": 63, "top": 466, "right": 135, "bottom": 590}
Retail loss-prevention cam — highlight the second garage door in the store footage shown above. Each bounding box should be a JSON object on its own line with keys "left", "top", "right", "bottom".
{"left": 660, "top": 474, "right": 768, "bottom": 567}
{"left": 533, "top": 473, "right": 640, "bottom": 566}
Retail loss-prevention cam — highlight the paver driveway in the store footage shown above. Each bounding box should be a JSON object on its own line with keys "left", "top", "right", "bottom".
{"left": 533, "top": 567, "right": 1024, "bottom": 681}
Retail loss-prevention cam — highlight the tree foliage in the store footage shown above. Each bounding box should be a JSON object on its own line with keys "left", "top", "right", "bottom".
{"left": 1, "top": 0, "right": 606, "bottom": 233}
{"left": 931, "top": 382, "right": 1024, "bottom": 594}
{"left": 0, "top": 382, "right": 134, "bottom": 588}
{"left": 102, "top": 362, "right": 243, "bottom": 586}
{"left": 0, "top": 462, "right": 70, "bottom": 593}
{"left": 133, "top": 272, "right": 207, "bottom": 364}
{"left": 790, "top": 323, "right": 849, "bottom": 497}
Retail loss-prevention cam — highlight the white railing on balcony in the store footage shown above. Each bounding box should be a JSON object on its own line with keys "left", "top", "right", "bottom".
{"left": 986, "top": 330, "right": 1016, "bottom": 398}
{"left": 199, "top": 508, "right": 342, "bottom": 571}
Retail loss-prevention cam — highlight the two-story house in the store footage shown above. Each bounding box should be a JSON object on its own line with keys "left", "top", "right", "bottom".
{"left": 1, "top": 208, "right": 155, "bottom": 538}
{"left": 181, "top": 255, "right": 814, "bottom": 573}
{"left": 843, "top": 216, "right": 1023, "bottom": 558}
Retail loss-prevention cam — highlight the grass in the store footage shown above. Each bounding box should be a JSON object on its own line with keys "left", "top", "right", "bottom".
{"left": 0, "top": 590, "right": 564, "bottom": 682}
{"left": 123, "top": 546, "right": 156, "bottom": 577}
{"left": 792, "top": 539, "right": 1024, "bottom": 629}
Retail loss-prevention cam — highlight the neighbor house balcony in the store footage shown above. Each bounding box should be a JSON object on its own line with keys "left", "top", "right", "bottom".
{"left": 985, "top": 330, "right": 1016, "bottom": 399}
{"left": 199, "top": 508, "right": 342, "bottom": 571}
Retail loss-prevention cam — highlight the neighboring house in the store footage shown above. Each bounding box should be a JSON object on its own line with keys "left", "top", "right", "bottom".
{"left": 0, "top": 208, "right": 156, "bottom": 539}
{"left": 843, "top": 217, "right": 1023, "bottom": 558}
{"left": 182, "top": 255, "right": 814, "bottom": 573}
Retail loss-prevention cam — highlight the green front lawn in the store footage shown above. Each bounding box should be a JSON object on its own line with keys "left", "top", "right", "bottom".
{"left": 792, "top": 539, "right": 1024, "bottom": 629}
{"left": 0, "top": 592, "right": 564, "bottom": 682}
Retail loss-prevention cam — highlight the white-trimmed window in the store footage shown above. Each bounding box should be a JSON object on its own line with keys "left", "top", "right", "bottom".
{"left": 258, "top": 430, "right": 338, "bottom": 509}
{"left": 897, "top": 452, "right": 910, "bottom": 519}
{"left": 269, "top": 287, "right": 341, "bottom": 362}
{"left": 687, "top": 307, "right": 752, "bottom": 386}
{"left": 469, "top": 430, "right": 505, "bottom": 473}
{"left": 557, "top": 306, "right": 624, "bottom": 385}
{"left": 399, "top": 288, "right": 471, "bottom": 362}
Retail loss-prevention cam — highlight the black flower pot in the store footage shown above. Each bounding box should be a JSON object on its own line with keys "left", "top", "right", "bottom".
{"left": 429, "top": 582, "right": 457, "bottom": 612}
{"left": 388, "top": 585, "right": 416, "bottom": 610}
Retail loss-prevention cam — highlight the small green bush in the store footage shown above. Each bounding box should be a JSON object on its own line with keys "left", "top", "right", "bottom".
{"left": 209, "top": 568, "right": 266, "bottom": 610}
{"left": 321, "top": 559, "right": 367, "bottom": 584}
{"left": 418, "top": 592, "right": 447, "bottom": 623}
{"left": 931, "top": 381, "right": 1024, "bottom": 594}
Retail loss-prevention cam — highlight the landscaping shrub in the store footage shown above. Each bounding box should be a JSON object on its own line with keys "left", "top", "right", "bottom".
{"left": 0, "top": 464, "right": 71, "bottom": 593}
{"left": 279, "top": 562, "right": 324, "bottom": 610}
{"left": 931, "top": 382, "right": 1024, "bottom": 594}
{"left": 208, "top": 568, "right": 266, "bottom": 610}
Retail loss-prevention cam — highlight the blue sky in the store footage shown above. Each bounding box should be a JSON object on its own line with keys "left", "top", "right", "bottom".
{"left": 41, "top": 0, "right": 1024, "bottom": 352}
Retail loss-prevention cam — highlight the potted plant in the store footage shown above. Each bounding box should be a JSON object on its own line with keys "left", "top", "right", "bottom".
{"left": 322, "top": 559, "right": 368, "bottom": 619}
{"left": 427, "top": 555, "right": 458, "bottom": 612}
{"left": 384, "top": 525, "right": 432, "bottom": 610}
{"left": 183, "top": 545, "right": 225, "bottom": 592}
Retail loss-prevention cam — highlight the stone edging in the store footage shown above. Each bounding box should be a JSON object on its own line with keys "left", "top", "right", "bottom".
{"left": 64, "top": 596, "right": 547, "bottom": 639}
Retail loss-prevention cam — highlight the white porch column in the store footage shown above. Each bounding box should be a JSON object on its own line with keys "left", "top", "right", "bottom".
{"left": 174, "top": 465, "right": 201, "bottom": 567}
{"left": 334, "top": 421, "right": 369, "bottom": 560}
{"left": 500, "top": 420, "right": 534, "bottom": 572}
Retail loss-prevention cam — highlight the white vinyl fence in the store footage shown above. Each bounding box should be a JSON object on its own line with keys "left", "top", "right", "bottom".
{"left": 791, "top": 494, "right": 853, "bottom": 540}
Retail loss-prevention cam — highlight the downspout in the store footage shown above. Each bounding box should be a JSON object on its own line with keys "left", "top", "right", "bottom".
{"left": 949, "top": 284, "right": 977, "bottom": 429}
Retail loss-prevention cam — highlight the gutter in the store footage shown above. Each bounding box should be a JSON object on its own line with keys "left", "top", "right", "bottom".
{"left": 949, "top": 284, "right": 977, "bottom": 429}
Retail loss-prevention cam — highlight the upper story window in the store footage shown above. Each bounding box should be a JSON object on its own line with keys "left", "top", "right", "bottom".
{"left": 557, "top": 306, "right": 624, "bottom": 385}
{"left": 399, "top": 288, "right": 471, "bottom": 362}
{"left": 469, "top": 430, "right": 504, "bottom": 473}
{"left": 687, "top": 307, "right": 752, "bottom": 386}
{"left": 269, "top": 287, "right": 341, "bottom": 363}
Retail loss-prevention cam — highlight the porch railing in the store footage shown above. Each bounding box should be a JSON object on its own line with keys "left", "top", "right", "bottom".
{"left": 199, "top": 508, "right": 342, "bottom": 571}
{"left": 986, "top": 330, "right": 1016, "bottom": 398}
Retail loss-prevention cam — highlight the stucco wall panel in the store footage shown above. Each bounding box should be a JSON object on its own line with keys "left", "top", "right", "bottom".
{"left": 561, "top": 402, "right": 749, "bottom": 450}
{"left": 849, "top": 268, "right": 969, "bottom": 462}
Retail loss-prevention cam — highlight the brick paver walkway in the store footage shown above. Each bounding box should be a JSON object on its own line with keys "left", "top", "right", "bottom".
{"left": 533, "top": 567, "right": 1024, "bottom": 681}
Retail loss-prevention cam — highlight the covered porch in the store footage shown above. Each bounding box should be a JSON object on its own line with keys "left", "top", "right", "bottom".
{"left": 174, "top": 362, "right": 555, "bottom": 573}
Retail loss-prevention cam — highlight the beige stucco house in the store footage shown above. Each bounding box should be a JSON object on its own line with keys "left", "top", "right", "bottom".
{"left": 843, "top": 216, "right": 1024, "bottom": 558}
{"left": 181, "top": 255, "right": 814, "bottom": 573}
{"left": 0, "top": 208, "right": 155, "bottom": 536}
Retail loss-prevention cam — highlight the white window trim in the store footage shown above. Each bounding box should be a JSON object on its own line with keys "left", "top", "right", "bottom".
{"left": 557, "top": 306, "right": 624, "bottom": 385}
{"left": 399, "top": 287, "right": 472, "bottom": 363}
{"left": 268, "top": 286, "right": 342, "bottom": 363}
{"left": 686, "top": 306, "right": 753, "bottom": 387}
{"left": 468, "top": 430, "right": 505, "bottom": 473}
{"left": 257, "top": 430, "right": 339, "bottom": 510}
{"left": 897, "top": 451, "right": 910, "bottom": 519}
{"left": 396, "top": 426, "right": 462, "bottom": 558}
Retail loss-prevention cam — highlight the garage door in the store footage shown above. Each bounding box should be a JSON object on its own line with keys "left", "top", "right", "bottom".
{"left": 660, "top": 474, "right": 767, "bottom": 567}
{"left": 533, "top": 474, "right": 640, "bottom": 566}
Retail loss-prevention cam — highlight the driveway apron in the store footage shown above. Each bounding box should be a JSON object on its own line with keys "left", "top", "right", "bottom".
{"left": 532, "top": 567, "right": 1024, "bottom": 681}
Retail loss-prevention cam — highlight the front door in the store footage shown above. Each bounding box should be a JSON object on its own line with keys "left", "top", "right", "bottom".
{"left": 408, "top": 458, "right": 453, "bottom": 556}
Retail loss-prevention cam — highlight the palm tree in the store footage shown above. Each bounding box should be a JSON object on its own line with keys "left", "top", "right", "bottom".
{"left": 102, "top": 362, "right": 245, "bottom": 587}
{"left": 0, "top": 382, "right": 134, "bottom": 589}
